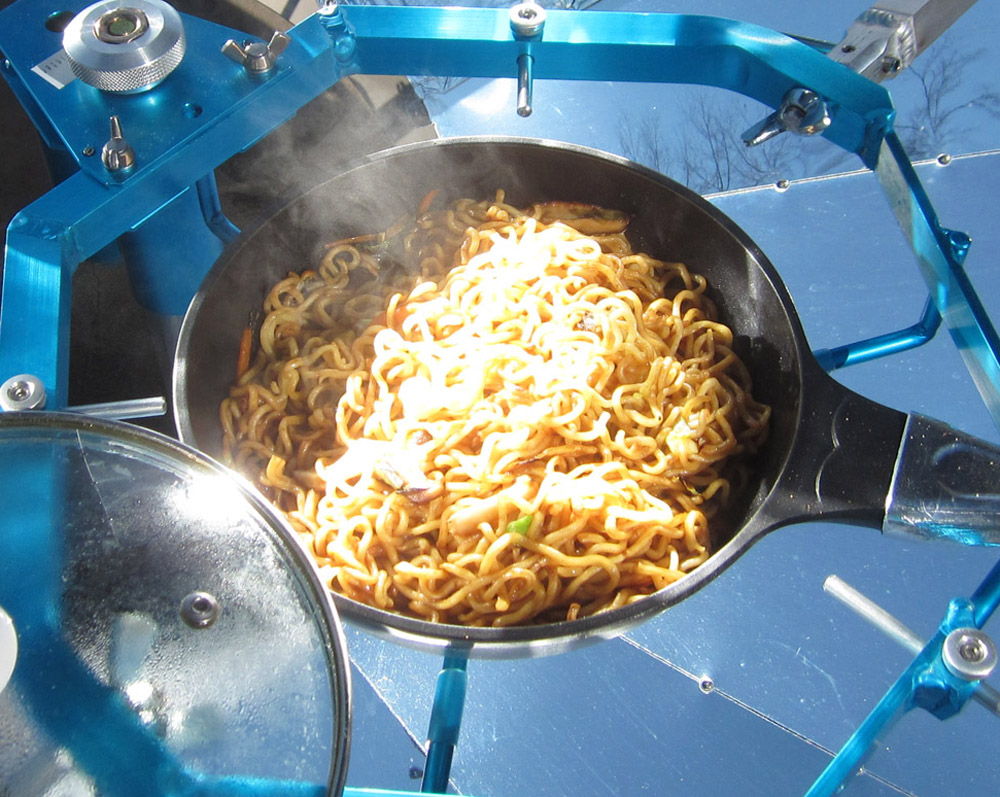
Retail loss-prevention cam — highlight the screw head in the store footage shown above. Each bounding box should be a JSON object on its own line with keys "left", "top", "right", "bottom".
{"left": 0, "top": 374, "right": 46, "bottom": 411}
{"left": 942, "top": 627, "right": 997, "bottom": 681}
{"left": 509, "top": 2, "right": 546, "bottom": 37}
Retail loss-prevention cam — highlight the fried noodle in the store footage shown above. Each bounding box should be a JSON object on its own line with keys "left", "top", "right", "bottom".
{"left": 221, "top": 191, "right": 771, "bottom": 626}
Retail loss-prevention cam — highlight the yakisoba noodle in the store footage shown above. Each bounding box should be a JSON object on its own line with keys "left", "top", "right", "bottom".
{"left": 221, "top": 191, "right": 770, "bottom": 626}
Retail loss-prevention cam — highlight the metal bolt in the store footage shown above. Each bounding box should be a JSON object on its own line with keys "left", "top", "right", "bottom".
{"left": 698, "top": 675, "right": 715, "bottom": 694}
{"left": 0, "top": 374, "right": 46, "bottom": 411}
{"left": 942, "top": 627, "right": 997, "bottom": 681}
{"left": 94, "top": 7, "right": 149, "bottom": 44}
{"left": 881, "top": 55, "right": 902, "bottom": 76}
{"left": 180, "top": 591, "right": 221, "bottom": 629}
{"left": 937, "top": 153, "right": 952, "bottom": 166}
{"left": 510, "top": 2, "right": 546, "bottom": 38}
{"left": 961, "top": 638, "right": 986, "bottom": 662}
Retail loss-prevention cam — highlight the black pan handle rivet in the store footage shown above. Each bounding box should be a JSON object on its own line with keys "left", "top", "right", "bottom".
{"left": 180, "top": 591, "right": 221, "bottom": 629}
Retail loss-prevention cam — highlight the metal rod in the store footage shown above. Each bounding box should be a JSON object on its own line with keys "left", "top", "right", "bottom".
{"left": 813, "top": 295, "right": 940, "bottom": 372}
{"left": 421, "top": 653, "right": 469, "bottom": 794}
{"left": 823, "top": 575, "right": 924, "bottom": 653}
{"left": 824, "top": 574, "right": 1000, "bottom": 717}
{"left": 68, "top": 397, "right": 168, "bottom": 421}
{"left": 516, "top": 52, "right": 533, "bottom": 117}
{"left": 971, "top": 556, "right": 1000, "bottom": 628}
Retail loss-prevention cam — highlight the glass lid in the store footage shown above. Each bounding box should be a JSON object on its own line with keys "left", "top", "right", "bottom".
{"left": 0, "top": 412, "right": 351, "bottom": 796}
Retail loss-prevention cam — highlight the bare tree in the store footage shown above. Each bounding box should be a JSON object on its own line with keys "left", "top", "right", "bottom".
{"left": 617, "top": 113, "right": 670, "bottom": 174}
{"left": 618, "top": 36, "right": 1000, "bottom": 192}
{"left": 893, "top": 42, "right": 1000, "bottom": 158}
{"left": 618, "top": 94, "right": 820, "bottom": 193}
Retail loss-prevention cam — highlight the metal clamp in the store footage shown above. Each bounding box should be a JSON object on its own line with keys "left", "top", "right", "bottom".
{"left": 824, "top": 575, "right": 1000, "bottom": 714}
{"left": 829, "top": 0, "right": 977, "bottom": 83}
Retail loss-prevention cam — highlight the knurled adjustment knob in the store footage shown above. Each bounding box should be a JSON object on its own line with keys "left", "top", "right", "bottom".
{"left": 62, "top": 0, "right": 186, "bottom": 94}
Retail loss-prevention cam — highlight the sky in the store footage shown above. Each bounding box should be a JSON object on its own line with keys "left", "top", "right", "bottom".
{"left": 403, "top": 0, "right": 1000, "bottom": 191}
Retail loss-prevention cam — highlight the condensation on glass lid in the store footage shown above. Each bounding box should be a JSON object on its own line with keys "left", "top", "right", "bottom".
{"left": 0, "top": 412, "right": 351, "bottom": 795}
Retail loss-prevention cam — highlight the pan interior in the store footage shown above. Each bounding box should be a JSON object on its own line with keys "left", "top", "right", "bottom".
{"left": 174, "top": 138, "right": 806, "bottom": 651}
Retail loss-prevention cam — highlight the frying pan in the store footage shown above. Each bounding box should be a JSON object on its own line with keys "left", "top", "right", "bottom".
{"left": 173, "top": 137, "right": 1000, "bottom": 658}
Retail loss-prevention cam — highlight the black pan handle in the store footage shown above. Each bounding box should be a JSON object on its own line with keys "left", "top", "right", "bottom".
{"left": 760, "top": 360, "right": 1000, "bottom": 547}
{"left": 884, "top": 414, "right": 1000, "bottom": 545}
{"left": 759, "top": 364, "right": 908, "bottom": 533}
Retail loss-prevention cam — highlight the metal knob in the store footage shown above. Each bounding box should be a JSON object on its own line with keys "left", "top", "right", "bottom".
{"left": 62, "top": 0, "right": 186, "bottom": 93}
{"left": 222, "top": 31, "right": 290, "bottom": 75}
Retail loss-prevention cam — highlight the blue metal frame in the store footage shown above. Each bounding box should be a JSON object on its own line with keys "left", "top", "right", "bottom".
{"left": 873, "top": 132, "right": 1000, "bottom": 423}
{"left": 2, "top": 4, "right": 999, "bottom": 795}
{"left": 0, "top": 1, "right": 349, "bottom": 408}
{"left": 2, "top": 3, "right": 996, "bottom": 418}
{"left": 807, "top": 559, "right": 1000, "bottom": 796}
{"left": 0, "top": 3, "right": 902, "bottom": 411}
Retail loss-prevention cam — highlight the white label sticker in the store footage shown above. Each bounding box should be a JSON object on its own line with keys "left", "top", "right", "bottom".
{"left": 32, "top": 50, "right": 77, "bottom": 89}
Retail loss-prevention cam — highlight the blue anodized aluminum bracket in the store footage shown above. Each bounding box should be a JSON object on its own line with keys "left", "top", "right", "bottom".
{"left": 0, "top": 2, "right": 906, "bottom": 412}
{"left": 2, "top": 3, "right": 997, "bottom": 424}
{"left": 807, "top": 559, "right": 1000, "bottom": 796}
{"left": 0, "top": 0, "right": 353, "bottom": 409}
{"left": 1, "top": 4, "right": 998, "bottom": 794}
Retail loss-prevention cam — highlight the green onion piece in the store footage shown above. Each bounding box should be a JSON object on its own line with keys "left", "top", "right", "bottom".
{"left": 506, "top": 514, "right": 533, "bottom": 535}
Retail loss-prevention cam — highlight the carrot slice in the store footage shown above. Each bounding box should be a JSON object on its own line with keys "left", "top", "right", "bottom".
{"left": 236, "top": 326, "right": 253, "bottom": 378}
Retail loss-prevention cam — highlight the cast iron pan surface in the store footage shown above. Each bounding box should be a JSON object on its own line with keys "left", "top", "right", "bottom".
{"left": 175, "top": 137, "right": 911, "bottom": 657}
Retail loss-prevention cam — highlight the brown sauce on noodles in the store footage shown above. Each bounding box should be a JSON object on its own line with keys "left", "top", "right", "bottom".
{"left": 220, "top": 191, "right": 771, "bottom": 627}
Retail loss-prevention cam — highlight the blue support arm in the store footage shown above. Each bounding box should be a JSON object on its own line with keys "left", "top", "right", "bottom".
{"left": 808, "top": 558, "right": 1000, "bottom": 796}
{"left": 0, "top": 3, "right": 351, "bottom": 408}
{"left": 340, "top": 6, "right": 894, "bottom": 165}
{"left": 874, "top": 132, "right": 1000, "bottom": 424}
